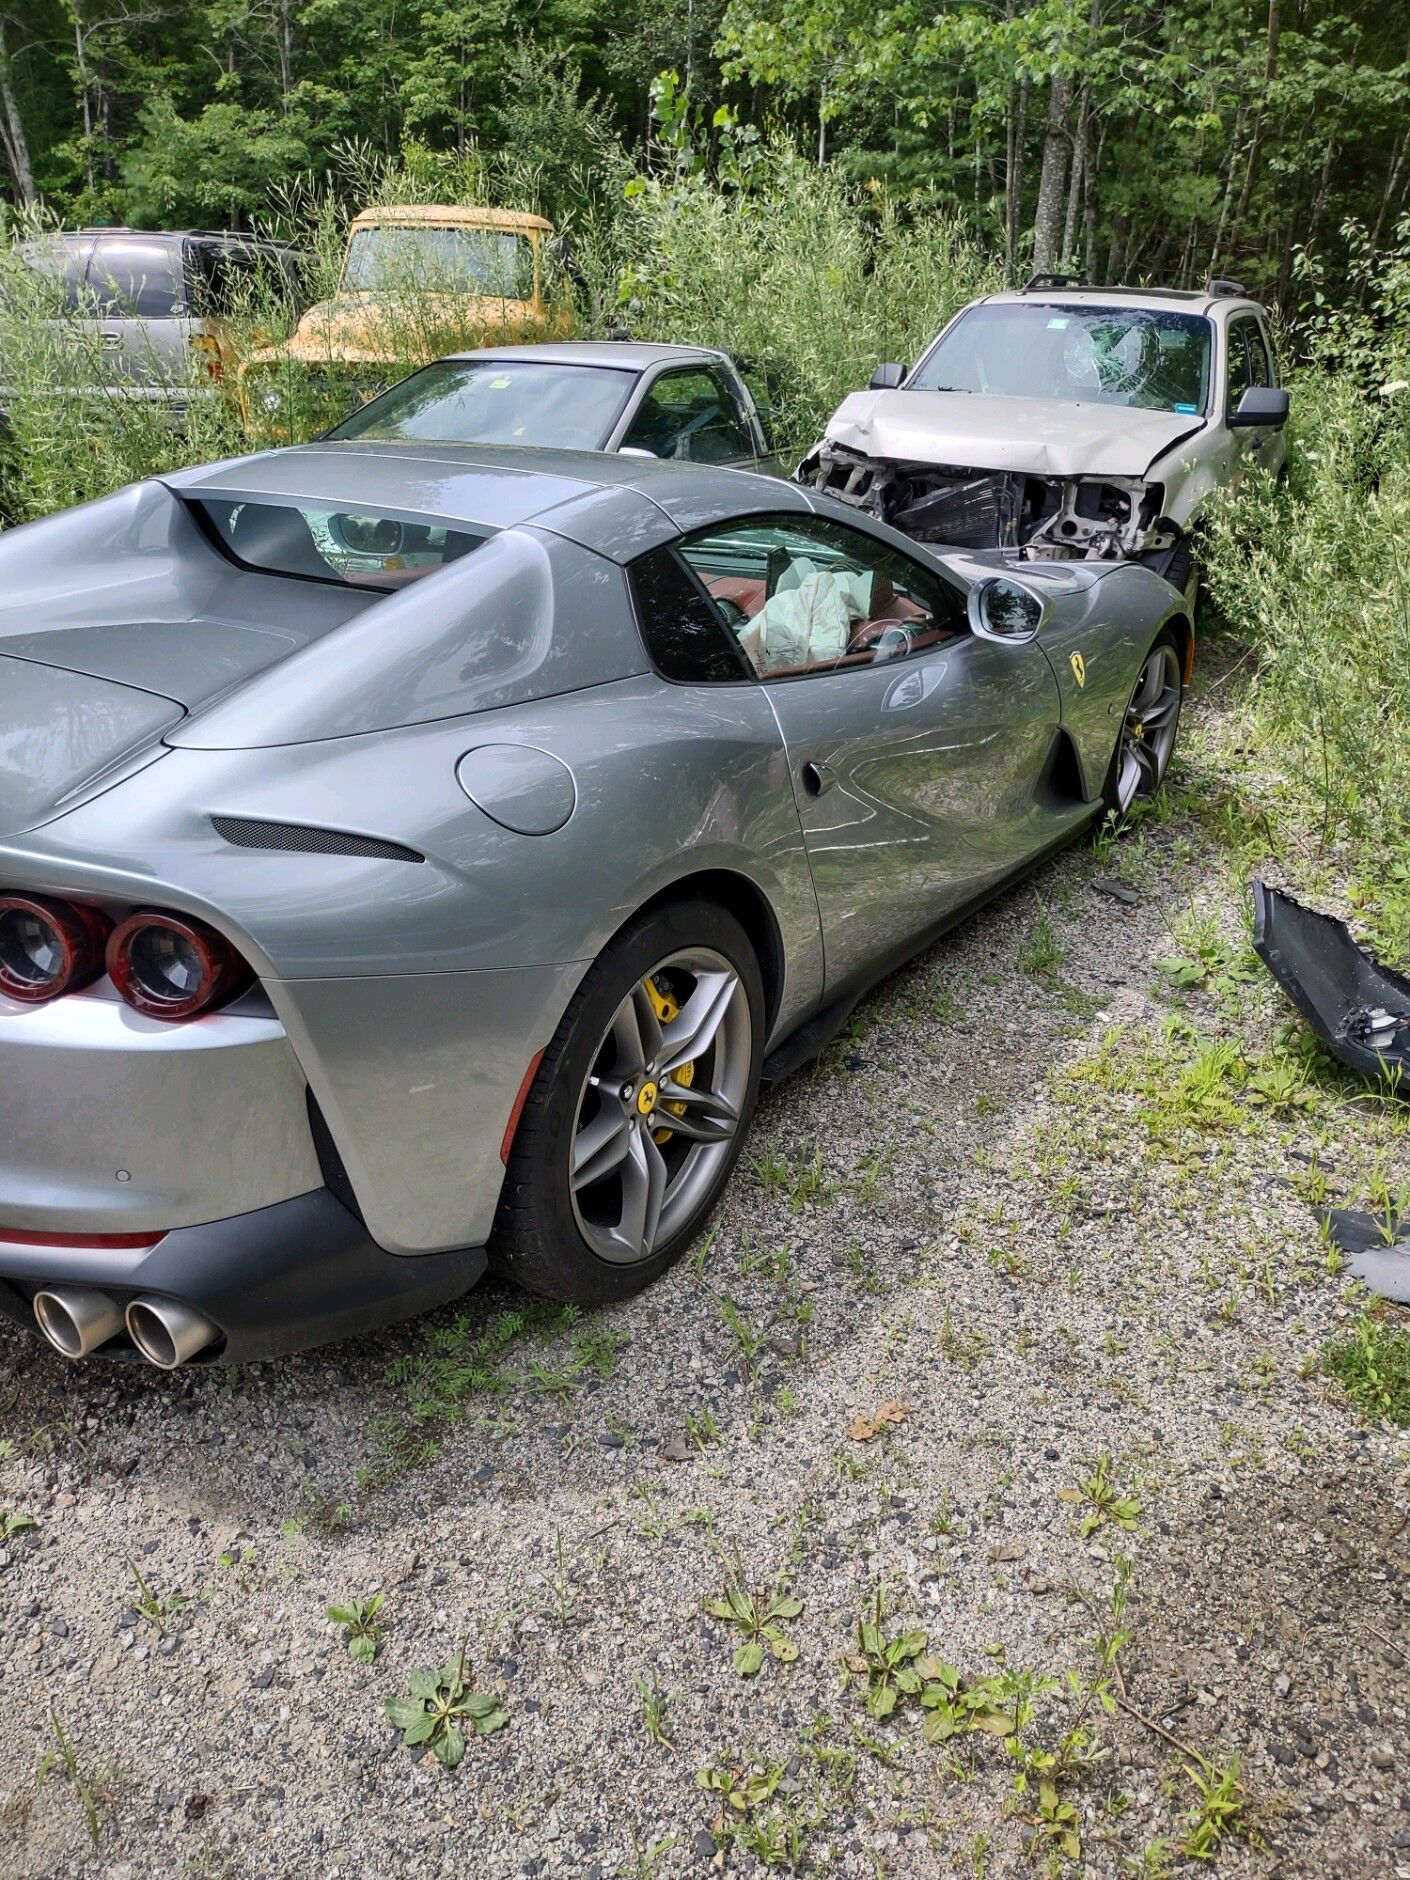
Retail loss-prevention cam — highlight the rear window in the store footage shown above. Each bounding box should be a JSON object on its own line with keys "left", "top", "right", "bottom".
{"left": 86, "top": 239, "right": 185, "bottom": 317}
{"left": 193, "top": 498, "right": 487, "bottom": 589}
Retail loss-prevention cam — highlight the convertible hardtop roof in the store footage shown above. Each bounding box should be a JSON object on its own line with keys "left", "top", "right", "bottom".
{"left": 977, "top": 285, "right": 1262, "bottom": 317}
{"left": 441, "top": 340, "right": 737, "bottom": 374}
{"left": 160, "top": 442, "right": 813, "bottom": 563}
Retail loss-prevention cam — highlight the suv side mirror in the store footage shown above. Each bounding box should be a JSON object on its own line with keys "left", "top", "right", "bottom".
{"left": 869, "top": 362, "right": 907, "bottom": 391}
{"left": 1229, "top": 386, "right": 1290, "bottom": 430}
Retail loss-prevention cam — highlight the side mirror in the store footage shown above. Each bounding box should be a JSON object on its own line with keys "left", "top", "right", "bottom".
{"left": 869, "top": 362, "right": 907, "bottom": 391}
{"left": 1229, "top": 386, "right": 1290, "bottom": 430}
{"left": 969, "top": 576, "right": 1047, "bottom": 643}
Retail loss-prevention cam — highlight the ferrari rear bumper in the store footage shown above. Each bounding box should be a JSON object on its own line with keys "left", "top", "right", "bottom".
{"left": 0, "top": 1188, "right": 486, "bottom": 1364}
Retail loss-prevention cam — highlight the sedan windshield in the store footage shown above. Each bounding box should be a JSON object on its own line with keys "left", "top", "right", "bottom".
{"left": 911, "top": 303, "right": 1212, "bottom": 415}
{"left": 342, "top": 227, "right": 534, "bottom": 299}
{"left": 329, "top": 360, "right": 637, "bottom": 451}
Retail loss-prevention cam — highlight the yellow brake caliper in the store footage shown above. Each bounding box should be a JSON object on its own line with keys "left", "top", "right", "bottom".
{"left": 645, "top": 975, "right": 694, "bottom": 1143}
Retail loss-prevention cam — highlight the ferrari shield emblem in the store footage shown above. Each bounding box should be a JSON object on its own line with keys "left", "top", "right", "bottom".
{"left": 1069, "top": 651, "right": 1087, "bottom": 688}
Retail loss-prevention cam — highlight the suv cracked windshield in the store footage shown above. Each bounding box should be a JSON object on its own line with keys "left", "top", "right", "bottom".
{"left": 911, "top": 302, "right": 1213, "bottom": 415}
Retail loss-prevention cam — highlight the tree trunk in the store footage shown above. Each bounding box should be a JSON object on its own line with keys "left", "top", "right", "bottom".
{"left": 1006, "top": 73, "right": 1030, "bottom": 284}
{"left": 1208, "top": 100, "right": 1247, "bottom": 276}
{"left": 1031, "top": 71, "right": 1073, "bottom": 274}
{"left": 1372, "top": 125, "right": 1408, "bottom": 249}
{"left": 1062, "top": 90, "right": 1087, "bottom": 267}
{"left": 1083, "top": 115, "right": 1102, "bottom": 279}
{"left": 0, "top": 18, "right": 36, "bottom": 206}
{"left": 1231, "top": 1, "right": 1281, "bottom": 248}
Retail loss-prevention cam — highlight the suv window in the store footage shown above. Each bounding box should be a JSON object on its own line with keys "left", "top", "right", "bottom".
{"left": 14, "top": 237, "right": 95, "bottom": 311}
{"left": 1225, "top": 316, "right": 1271, "bottom": 412}
{"left": 87, "top": 237, "right": 185, "bottom": 317}
{"left": 622, "top": 369, "right": 753, "bottom": 465}
{"left": 677, "top": 514, "right": 964, "bottom": 680}
{"left": 1233, "top": 315, "right": 1272, "bottom": 393}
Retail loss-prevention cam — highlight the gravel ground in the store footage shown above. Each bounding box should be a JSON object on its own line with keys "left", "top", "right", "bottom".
{"left": 1, "top": 658, "right": 1406, "bottom": 1880}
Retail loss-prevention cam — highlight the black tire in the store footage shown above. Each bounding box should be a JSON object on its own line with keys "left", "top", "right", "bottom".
{"left": 1099, "top": 628, "right": 1184, "bottom": 819}
{"left": 1140, "top": 537, "right": 1198, "bottom": 619}
{"left": 489, "top": 897, "right": 764, "bottom": 1305}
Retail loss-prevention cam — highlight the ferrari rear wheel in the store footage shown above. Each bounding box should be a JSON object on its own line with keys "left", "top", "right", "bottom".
{"left": 1102, "top": 630, "right": 1183, "bottom": 817}
{"left": 490, "top": 899, "right": 763, "bottom": 1304}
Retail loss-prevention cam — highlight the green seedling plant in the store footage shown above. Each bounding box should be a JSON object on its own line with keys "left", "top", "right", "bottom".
{"left": 1180, "top": 1753, "right": 1261, "bottom": 1860}
{"left": 0, "top": 1510, "right": 37, "bottom": 1543}
{"left": 37, "top": 1706, "right": 102, "bottom": 1847}
{"left": 698, "top": 1756, "right": 783, "bottom": 1813}
{"left": 1059, "top": 1454, "right": 1143, "bottom": 1537}
{"left": 385, "top": 1640, "right": 507, "bottom": 1766}
{"left": 325, "top": 1591, "right": 385, "bottom": 1665}
{"left": 704, "top": 1572, "right": 804, "bottom": 1676}
{"left": 849, "top": 1595, "right": 931, "bottom": 1719}
{"left": 126, "top": 1555, "right": 186, "bottom": 1634}
{"left": 636, "top": 1670, "right": 674, "bottom": 1749}
{"left": 1323, "top": 1312, "right": 1410, "bottom": 1424}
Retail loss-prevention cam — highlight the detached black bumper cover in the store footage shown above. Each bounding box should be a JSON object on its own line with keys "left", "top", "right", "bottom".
{"left": 0, "top": 1190, "right": 486, "bottom": 1364}
{"left": 1251, "top": 879, "right": 1410, "bottom": 1079}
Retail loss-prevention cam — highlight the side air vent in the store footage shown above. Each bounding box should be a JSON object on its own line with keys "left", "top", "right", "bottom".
{"left": 211, "top": 815, "right": 424, "bottom": 864}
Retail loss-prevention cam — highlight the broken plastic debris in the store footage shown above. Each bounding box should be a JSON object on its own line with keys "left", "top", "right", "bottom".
{"left": 1319, "top": 1208, "right": 1410, "bottom": 1305}
{"left": 1250, "top": 879, "right": 1410, "bottom": 1079}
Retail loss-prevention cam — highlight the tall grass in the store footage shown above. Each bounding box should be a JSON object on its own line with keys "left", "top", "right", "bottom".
{"left": 574, "top": 149, "right": 999, "bottom": 450}
{"left": 1201, "top": 239, "right": 1410, "bottom": 943}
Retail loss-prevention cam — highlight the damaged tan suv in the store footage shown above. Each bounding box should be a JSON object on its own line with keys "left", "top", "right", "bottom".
{"left": 240, "top": 204, "right": 568, "bottom": 435}
{"left": 800, "top": 276, "right": 1289, "bottom": 615}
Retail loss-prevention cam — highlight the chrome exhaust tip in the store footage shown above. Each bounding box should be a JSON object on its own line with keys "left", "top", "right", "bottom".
{"left": 125, "top": 1297, "right": 219, "bottom": 1370}
{"left": 33, "top": 1286, "right": 126, "bottom": 1360}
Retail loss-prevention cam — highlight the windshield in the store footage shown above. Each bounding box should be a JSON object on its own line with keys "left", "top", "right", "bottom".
{"left": 330, "top": 359, "right": 636, "bottom": 450}
{"left": 342, "top": 227, "right": 535, "bottom": 298}
{"left": 195, "top": 497, "right": 486, "bottom": 590}
{"left": 911, "top": 303, "right": 1213, "bottom": 415}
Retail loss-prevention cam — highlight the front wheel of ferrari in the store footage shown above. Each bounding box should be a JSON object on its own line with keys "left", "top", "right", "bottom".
{"left": 490, "top": 899, "right": 764, "bottom": 1304}
{"left": 1101, "top": 629, "right": 1184, "bottom": 817}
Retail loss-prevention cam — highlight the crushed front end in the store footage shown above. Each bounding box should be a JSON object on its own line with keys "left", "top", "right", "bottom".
{"left": 799, "top": 440, "right": 1174, "bottom": 562}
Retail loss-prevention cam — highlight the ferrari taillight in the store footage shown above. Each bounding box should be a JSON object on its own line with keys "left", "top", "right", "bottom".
{"left": 0, "top": 893, "right": 111, "bottom": 1004}
{"left": 107, "top": 911, "right": 251, "bottom": 1021}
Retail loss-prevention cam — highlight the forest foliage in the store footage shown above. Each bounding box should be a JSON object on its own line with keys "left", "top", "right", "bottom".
{"left": 0, "top": 2, "right": 1407, "bottom": 304}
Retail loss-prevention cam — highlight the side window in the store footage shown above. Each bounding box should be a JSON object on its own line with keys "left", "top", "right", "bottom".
{"left": 1243, "top": 318, "right": 1272, "bottom": 388}
{"left": 87, "top": 238, "right": 184, "bottom": 317}
{"left": 677, "top": 514, "right": 964, "bottom": 681}
{"left": 622, "top": 368, "right": 753, "bottom": 465}
{"left": 628, "top": 546, "right": 754, "bottom": 684}
{"left": 1225, "top": 320, "right": 1253, "bottom": 412}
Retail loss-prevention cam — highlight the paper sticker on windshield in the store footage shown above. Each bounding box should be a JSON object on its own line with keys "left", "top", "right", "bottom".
{"left": 1175, "top": 401, "right": 1198, "bottom": 413}
{"left": 488, "top": 376, "right": 512, "bottom": 389}
{"left": 1046, "top": 317, "right": 1069, "bottom": 329}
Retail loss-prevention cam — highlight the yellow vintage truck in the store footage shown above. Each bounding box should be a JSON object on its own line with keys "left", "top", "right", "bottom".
{"left": 240, "top": 203, "right": 568, "bottom": 435}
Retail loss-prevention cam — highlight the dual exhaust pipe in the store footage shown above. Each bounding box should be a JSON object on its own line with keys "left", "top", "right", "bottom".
{"left": 32, "top": 1287, "right": 218, "bottom": 1369}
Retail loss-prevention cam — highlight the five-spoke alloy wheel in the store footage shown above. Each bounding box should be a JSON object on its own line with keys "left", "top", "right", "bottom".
{"left": 491, "top": 900, "right": 763, "bottom": 1304}
{"left": 1104, "top": 630, "right": 1183, "bottom": 815}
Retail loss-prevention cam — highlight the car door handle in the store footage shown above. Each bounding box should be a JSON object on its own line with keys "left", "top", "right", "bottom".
{"left": 801, "top": 760, "right": 834, "bottom": 797}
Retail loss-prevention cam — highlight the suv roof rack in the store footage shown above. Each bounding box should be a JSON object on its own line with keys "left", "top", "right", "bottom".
{"left": 1019, "top": 271, "right": 1089, "bottom": 294}
{"left": 1206, "top": 277, "right": 1247, "bottom": 298}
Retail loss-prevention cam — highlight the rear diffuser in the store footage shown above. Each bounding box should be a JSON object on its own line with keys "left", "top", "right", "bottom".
{"left": 1251, "top": 879, "right": 1410, "bottom": 1079}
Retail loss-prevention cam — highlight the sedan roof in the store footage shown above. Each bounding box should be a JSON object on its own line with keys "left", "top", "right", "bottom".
{"left": 161, "top": 442, "right": 810, "bottom": 563}
{"left": 440, "top": 340, "right": 735, "bottom": 373}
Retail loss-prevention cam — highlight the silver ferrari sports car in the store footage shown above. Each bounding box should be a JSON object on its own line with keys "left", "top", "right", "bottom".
{"left": 0, "top": 443, "right": 1190, "bottom": 1367}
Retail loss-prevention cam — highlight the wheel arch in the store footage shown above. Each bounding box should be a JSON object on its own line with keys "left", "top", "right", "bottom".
{"left": 627, "top": 868, "right": 787, "bottom": 1038}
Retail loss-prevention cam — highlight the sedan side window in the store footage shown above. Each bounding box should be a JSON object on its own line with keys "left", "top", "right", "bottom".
{"left": 622, "top": 369, "right": 753, "bottom": 465}
{"left": 678, "top": 514, "right": 964, "bottom": 680}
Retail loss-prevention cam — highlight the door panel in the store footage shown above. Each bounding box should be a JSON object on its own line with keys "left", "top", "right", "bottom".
{"left": 763, "top": 637, "right": 1062, "bottom": 993}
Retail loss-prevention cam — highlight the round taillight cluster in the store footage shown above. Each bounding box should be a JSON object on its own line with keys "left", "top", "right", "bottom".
{"left": 0, "top": 892, "right": 251, "bottom": 1021}
{"left": 106, "top": 912, "right": 251, "bottom": 1020}
{"left": 0, "top": 893, "right": 111, "bottom": 1004}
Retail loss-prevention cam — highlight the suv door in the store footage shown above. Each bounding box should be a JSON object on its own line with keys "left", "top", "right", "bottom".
{"left": 84, "top": 234, "right": 195, "bottom": 391}
{"left": 1223, "top": 312, "right": 1286, "bottom": 483}
{"left": 619, "top": 366, "right": 757, "bottom": 467}
{"left": 673, "top": 513, "right": 1065, "bottom": 993}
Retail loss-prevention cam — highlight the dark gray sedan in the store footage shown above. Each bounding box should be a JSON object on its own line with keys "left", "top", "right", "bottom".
{"left": 0, "top": 444, "right": 1187, "bottom": 1366}
{"left": 327, "top": 340, "right": 788, "bottom": 472}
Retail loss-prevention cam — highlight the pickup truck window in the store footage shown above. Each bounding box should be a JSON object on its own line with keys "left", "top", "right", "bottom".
{"left": 912, "top": 303, "right": 1213, "bottom": 416}
{"left": 330, "top": 359, "right": 637, "bottom": 451}
{"left": 342, "top": 227, "right": 535, "bottom": 299}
